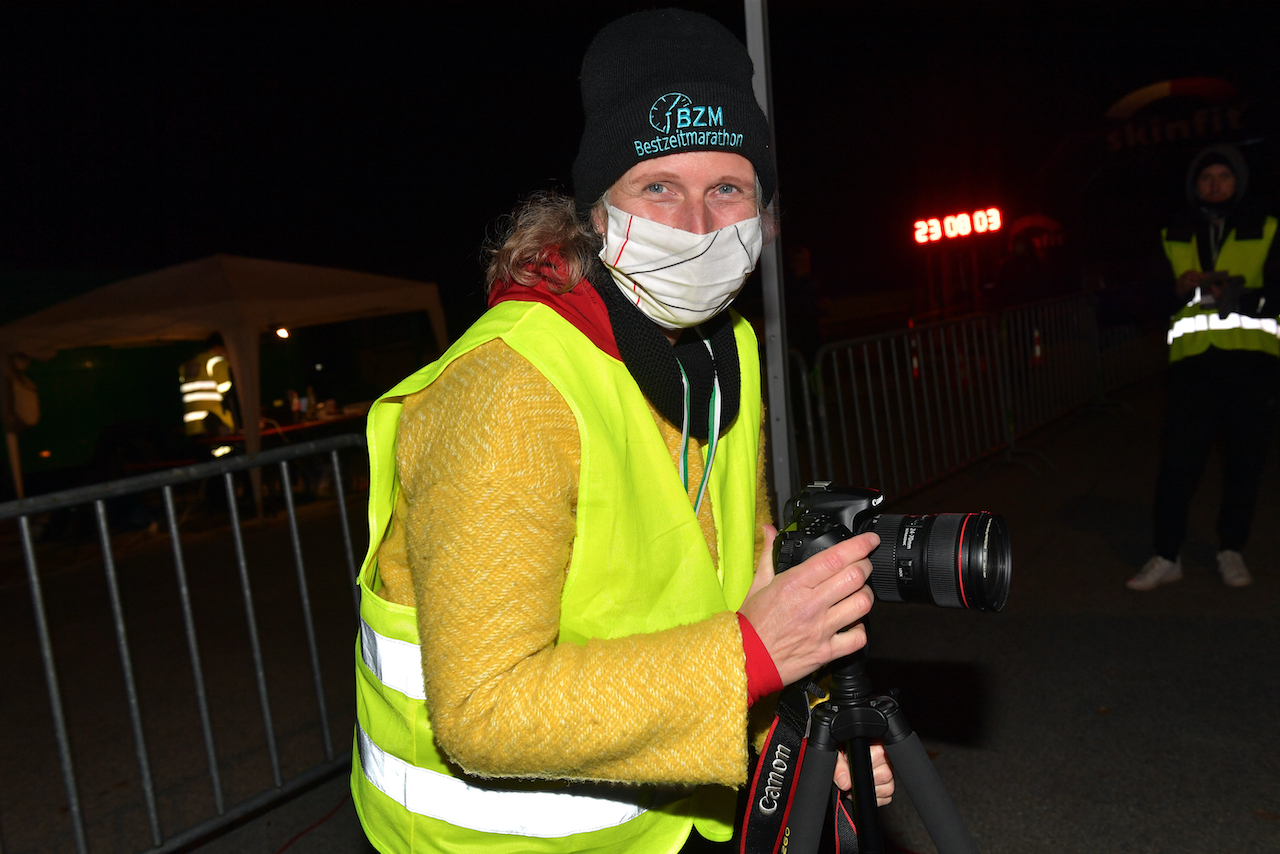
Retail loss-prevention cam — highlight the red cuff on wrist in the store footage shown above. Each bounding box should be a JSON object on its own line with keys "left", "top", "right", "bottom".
{"left": 736, "top": 612, "right": 784, "bottom": 706}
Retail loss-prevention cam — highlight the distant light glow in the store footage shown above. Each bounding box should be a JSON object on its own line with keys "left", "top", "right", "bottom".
{"left": 276, "top": 327, "right": 290, "bottom": 339}
{"left": 915, "top": 208, "right": 1002, "bottom": 244}
{"left": 212, "top": 445, "right": 233, "bottom": 458}
{"left": 39, "top": 449, "right": 52, "bottom": 458}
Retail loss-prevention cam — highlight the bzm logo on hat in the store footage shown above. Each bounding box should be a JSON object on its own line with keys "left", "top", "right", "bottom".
{"left": 648, "top": 92, "right": 725, "bottom": 134}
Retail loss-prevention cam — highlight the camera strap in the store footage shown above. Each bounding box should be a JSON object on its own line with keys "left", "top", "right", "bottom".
{"left": 831, "top": 788, "right": 860, "bottom": 853}
{"left": 740, "top": 681, "right": 819, "bottom": 854}
{"left": 740, "top": 682, "right": 862, "bottom": 854}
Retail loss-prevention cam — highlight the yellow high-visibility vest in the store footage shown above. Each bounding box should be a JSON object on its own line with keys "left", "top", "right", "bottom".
{"left": 352, "top": 299, "right": 761, "bottom": 853}
{"left": 179, "top": 349, "right": 235, "bottom": 435}
{"left": 1162, "top": 215, "right": 1280, "bottom": 362}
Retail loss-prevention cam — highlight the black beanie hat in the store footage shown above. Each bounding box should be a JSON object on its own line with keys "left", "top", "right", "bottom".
{"left": 571, "top": 8, "right": 776, "bottom": 214}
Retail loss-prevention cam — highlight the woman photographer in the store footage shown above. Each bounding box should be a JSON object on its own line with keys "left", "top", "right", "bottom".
{"left": 352, "top": 9, "right": 890, "bottom": 853}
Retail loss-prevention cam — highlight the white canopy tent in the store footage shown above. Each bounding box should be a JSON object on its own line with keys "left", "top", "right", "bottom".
{"left": 0, "top": 254, "right": 448, "bottom": 498}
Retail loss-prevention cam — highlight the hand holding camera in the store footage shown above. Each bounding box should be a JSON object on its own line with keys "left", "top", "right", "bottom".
{"left": 740, "top": 525, "right": 880, "bottom": 687}
{"left": 741, "top": 482, "right": 1011, "bottom": 690}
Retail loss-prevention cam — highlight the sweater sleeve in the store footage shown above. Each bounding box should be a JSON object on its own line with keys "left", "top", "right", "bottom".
{"left": 391, "top": 339, "right": 752, "bottom": 787}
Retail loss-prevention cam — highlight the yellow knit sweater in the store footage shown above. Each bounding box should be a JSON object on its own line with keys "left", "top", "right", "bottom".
{"left": 374, "top": 338, "right": 774, "bottom": 787}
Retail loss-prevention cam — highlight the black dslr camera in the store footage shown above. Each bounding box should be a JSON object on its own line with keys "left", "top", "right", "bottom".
{"left": 774, "top": 481, "right": 1011, "bottom": 612}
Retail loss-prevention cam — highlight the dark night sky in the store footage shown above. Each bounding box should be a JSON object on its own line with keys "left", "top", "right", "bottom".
{"left": 3, "top": 0, "right": 1278, "bottom": 333}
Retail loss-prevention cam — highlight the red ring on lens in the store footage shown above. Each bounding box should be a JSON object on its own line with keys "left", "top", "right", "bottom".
{"left": 955, "top": 513, "right": 973, "bottom": 609}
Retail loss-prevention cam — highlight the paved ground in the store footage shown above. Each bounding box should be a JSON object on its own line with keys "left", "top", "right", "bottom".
{"left": 868, "top": 377, "right": 1280, "bottom": 853}
{"left": 4, "top": 376, "right": 1278, "bottom": 853}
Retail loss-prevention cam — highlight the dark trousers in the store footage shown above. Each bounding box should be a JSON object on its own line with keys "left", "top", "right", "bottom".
{"left": 1152, "top": 347, "right": 1279, "bottom": 559}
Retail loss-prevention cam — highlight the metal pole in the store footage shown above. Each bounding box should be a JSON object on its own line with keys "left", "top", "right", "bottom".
{"left": 743, "top": 0, "right": 795, "bottom": 516}
{"left": 162, "top": 485, "right": 225, "bottom": 815}
{"left": 279, "top": 461, "right": 335, "bottom": 760}
{"left": 330, "top": 449, "right": 361, "bottom": 620}
{"left": 19, "top": 516, "right": 88, "bottom": 854}
{"left": 223, "top": 472, "right": 282, "bottom": 787}
{"left": 94, "top": 501, "right": 163, "bottom": 846}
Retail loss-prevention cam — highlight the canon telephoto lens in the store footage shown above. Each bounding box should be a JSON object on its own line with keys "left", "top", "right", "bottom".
{"left": 773, "top": 483, "right": 1012, "bottom": 612}
{"left": 863, "top": 512, "right": 1010, "bottom": 611}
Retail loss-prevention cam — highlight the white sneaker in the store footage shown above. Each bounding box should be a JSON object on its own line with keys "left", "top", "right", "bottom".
{"left": 1216, "top": 550, "right": 1253, "bottom": 587}
{"left": 1127, "top": 555, "right": 1183, "bottom": 590}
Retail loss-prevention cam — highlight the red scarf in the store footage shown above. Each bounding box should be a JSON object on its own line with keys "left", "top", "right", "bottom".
{"left": 487, "top": 254, "right": 621, "bottom": 360}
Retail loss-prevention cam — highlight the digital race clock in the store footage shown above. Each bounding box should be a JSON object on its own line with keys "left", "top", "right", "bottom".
{"left": 913, "top": 208, "right": 1002, "bottom": 243}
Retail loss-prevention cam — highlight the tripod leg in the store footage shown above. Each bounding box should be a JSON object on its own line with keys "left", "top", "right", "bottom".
{"left": 848, "top": 736, "right": 885, "bottom": 853}
{"left": 882, "top": 732, "right": 977, "bottom": 854}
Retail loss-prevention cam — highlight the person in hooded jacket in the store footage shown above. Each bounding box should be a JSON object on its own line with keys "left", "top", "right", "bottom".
{"left": 350, "top": 10, "right": 893, "bottom": 854}
{"left": 1128, "top": 144, "right": 1280, "bottom": 591}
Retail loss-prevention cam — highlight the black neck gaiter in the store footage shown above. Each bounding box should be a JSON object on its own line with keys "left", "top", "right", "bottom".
{"left": 589, "top": 260, "right": 741, "bottom": 440}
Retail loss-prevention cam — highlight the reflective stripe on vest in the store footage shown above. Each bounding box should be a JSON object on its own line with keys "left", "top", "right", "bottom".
{"left": 1167, "top": 312, "right": 1280, "bottom": 344}
{"left": 355, "top": 724, "right": 650, "bottom": 837}
{"left": 360, "top": 618, "right": 425, "bottom": 700}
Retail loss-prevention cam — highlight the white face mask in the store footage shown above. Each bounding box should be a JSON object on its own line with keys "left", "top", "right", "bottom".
{"left": 597, "top": 202, "right": 763, "bottom": 330}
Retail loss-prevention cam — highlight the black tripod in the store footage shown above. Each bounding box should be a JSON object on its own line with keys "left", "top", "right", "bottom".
{"left": 782, "top": 647, "right": 978, "bottom": 854}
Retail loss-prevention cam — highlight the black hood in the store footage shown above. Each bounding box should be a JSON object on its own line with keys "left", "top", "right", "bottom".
{"left": 1185, "top": 143, "right": 1249, "bottom": 216}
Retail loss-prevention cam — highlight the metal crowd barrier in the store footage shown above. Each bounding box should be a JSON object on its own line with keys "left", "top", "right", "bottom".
{"left": 0, "top": 434, "right": 366, "bottom": 854}
{"left": 1000, "top": 296, "right": 1101, "bottom": 438}
{"left": 794, "top": 294, "right": 1166, "bottom": 495}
